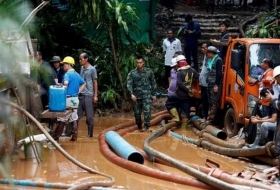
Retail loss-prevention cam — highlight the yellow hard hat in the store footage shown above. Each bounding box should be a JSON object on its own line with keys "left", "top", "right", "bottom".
{"left": 61, "top": 56, "right": 75, "bottom": 65}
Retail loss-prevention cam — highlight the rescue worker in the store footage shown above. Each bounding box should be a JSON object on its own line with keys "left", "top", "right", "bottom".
{"left": 165, "top": 55, "right": 199, "bottom": 123}
{"left": 249, "top": 58, "right": 274, "bottom": 117}
{"left": 183, "top": 14, "right": 201, "bottom": 72}
{"left": 265, "top": 65, "right": 280, "bottom": 182}
{"left": 249, "top": 58, "right": 273, "bottom": 89}
{"left": 210, "top": 21, "right": 229, "bottom": 61}
{"left": 165, "top": 58, "right": 180, "bottom": 122}
{"left": 126, "top": 55, "right": 157, "bottom": 132}
{"left": 199, "top": 42, "right": 210, "bottom": 120}
{"left": 206, "top": 46, "right": 223, "bottom": 122}
{"left": 49, "top": 56, "right": 64, "bottom": 85}
{"left": 52, "top": 56, "right": 86, "bottom": 142}
{"left": 77, "top": 53, "right": 98, "bottom": 138}
{"left": 248, "top": 88, "right": 276, "bottom": 148}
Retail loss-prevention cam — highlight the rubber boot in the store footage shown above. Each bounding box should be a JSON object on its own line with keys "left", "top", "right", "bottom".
{"left": 248, "top": 133, "right": 261, "bottom": 148}
{"left": 87, "top": 125, "right": 93, "bottom": 138}
{"left": 180, "top": 118, "right": 189, "bottom": 130}
{"left": 53, "top": 121, "right": 65, "bottom": 142}
{"left": 137, "top": 122, "right": 143, "bottom": 132}
{"left": 168, "top": 108, "right": 180, "bottom": 122}
{"left": 61, "top": 122, "right": 73, "bottom": 137}
{"left": 70, "top": 121, "right": 78, "bottom": 141}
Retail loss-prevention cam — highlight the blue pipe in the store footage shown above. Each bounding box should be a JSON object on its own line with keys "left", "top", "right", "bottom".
{"left": 0, "top": 179, "right": 69, "bottom": 188}
{"left": 169, "top": 131, "right": 197, "bottom": 144}
{"left": 105, "top": 131, "right": 144, "bottom": 164}
{"left": 0, "top": 179, "right": 121, "bottom": 189}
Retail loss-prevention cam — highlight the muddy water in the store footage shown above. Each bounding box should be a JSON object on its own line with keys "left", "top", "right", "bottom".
{"left": 0, "top": 117, "right": 252, "bottom": 190}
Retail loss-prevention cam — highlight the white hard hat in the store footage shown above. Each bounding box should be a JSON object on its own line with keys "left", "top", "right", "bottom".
{"left": 176, "top": 55, "right": 186, "bottom": 62}
{"left": 273, "top": 65, "right": 280, "bottom": 78}
{"left": 170, "top": 58, "right": 177, "bottom": 67}
{"left": 207, "top": 46, "right": 220, "bottom": 53}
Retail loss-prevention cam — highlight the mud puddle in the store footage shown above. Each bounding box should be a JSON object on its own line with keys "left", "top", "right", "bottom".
{"left": 0, "top": 117, "right": 268, "bottom": 190}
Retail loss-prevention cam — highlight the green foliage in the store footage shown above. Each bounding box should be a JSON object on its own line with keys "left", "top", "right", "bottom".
{"left": 100, "top": 85, "right": 120, "bottom": 109}
{"left": 28, "top": 0, "right": 165, "bottom": 108}
{"left": 245, "top": 8, "right": 280, "bottom": 38}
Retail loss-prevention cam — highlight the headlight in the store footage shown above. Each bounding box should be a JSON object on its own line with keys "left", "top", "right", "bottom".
{"left": 247, "top": 94, "right": 259, "bottom": 117}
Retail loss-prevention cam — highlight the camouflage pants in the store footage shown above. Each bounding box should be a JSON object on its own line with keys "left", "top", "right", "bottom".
{"left": 133, "top": 98, "right": 152, "bottom": 129}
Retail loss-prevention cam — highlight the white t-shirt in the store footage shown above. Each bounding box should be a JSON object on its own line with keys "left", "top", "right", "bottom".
{"left": 162, "top": 38, "right": 182, "bottom": 66}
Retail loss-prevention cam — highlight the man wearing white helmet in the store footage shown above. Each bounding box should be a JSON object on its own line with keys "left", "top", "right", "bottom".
{"left": 165, "top": 55, "right": 199, "bottom": 123}
{"left": 165, "top": 57, "right": 179, "bottom": 121}
{"left": 168, "top": 57, "right": 179, "bottom": 97}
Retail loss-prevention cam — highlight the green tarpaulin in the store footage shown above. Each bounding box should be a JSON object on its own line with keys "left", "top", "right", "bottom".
{"left": 122, "top": 0, "right": 158, "bottom": 43}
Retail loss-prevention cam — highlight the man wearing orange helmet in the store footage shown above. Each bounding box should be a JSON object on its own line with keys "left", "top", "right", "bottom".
{"left": 52, "top": 56, "right": 86, "bottom": 142}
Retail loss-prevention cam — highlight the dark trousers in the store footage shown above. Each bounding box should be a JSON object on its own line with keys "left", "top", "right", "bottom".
{"left": 164, "top": 65, "right": 172, "bottom": 87}
{"left": 165, "top": 96, "right": 190, "bottom": 118}
{"left": 184, "top": 46, "right": 199, "bottom": 71}
{"left": 133, "top": 98, "right": 152, "bottom": 129}
{"left": 207, "top": 85, "right": 222, "bottom": 119}
{"left": 201, "top": 86, "right": 209, "bottom": 119}
{"left": 77, "top": 95, "right": 94, "bottom": 136}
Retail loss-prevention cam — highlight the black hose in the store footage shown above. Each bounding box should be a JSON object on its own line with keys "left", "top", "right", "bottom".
{"left": 143, "top": 122, "right": 239, "bottom": 190}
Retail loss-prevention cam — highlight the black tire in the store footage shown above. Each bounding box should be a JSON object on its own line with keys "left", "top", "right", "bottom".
{"left": 224, "top": 108, "right": 239, "bottom": 138}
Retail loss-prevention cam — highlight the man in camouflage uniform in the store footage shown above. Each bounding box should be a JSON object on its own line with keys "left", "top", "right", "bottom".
{"left": 127, "top": 55, "right": 157, "bottom": 132}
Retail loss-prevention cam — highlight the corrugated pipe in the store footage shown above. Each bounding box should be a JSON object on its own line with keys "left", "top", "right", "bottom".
{"left": 169, "top": 130, "right": 270, "bottom": 157}
{"left": 1, "top": 100, "right": 114, "bottom": 190}
{"left": 254, "top": 156, "right": 278, "bottom": 166}
{"left": 191, "top": 126, "right": 245, "bottom": 149}
{"left": 190, "top": 116, "right": 227, "bottom": 140}
{"left": 143, "top": 123, "right": 239, "bottom": 190}
{"left": 99, "top": 113, "right": 213, "bottom": 189}
{"left": 168, "top": 130, "right": 279, "bottom": 190}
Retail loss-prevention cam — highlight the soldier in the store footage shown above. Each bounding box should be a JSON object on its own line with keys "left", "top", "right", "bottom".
{"left": 127, "top": 55, "right": 157, "bottom": 132}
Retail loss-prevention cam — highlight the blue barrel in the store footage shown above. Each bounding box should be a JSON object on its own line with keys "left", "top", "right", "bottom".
{"left": 105, "top": 131, "right": 144, "bottom": 164}
{"left": 48, "top": 85, "right": 67, "bottom": 112}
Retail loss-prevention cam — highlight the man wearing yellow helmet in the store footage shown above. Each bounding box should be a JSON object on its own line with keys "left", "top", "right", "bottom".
{"left": 52, "top": 56, "right": 86, "bottom": 142}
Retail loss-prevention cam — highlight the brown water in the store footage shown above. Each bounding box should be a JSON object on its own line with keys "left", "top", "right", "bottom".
{"left": 0, "top": 117, "right": 255, "bottom": 190}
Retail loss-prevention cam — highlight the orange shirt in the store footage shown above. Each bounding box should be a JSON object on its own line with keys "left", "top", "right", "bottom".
{"left": 261, "top": 69, "right": 273, "bottom": 106}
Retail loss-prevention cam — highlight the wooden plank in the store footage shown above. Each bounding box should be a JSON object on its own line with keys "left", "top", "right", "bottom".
{"left": 40, "top": 109, "right": 72, "bottom": 118}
